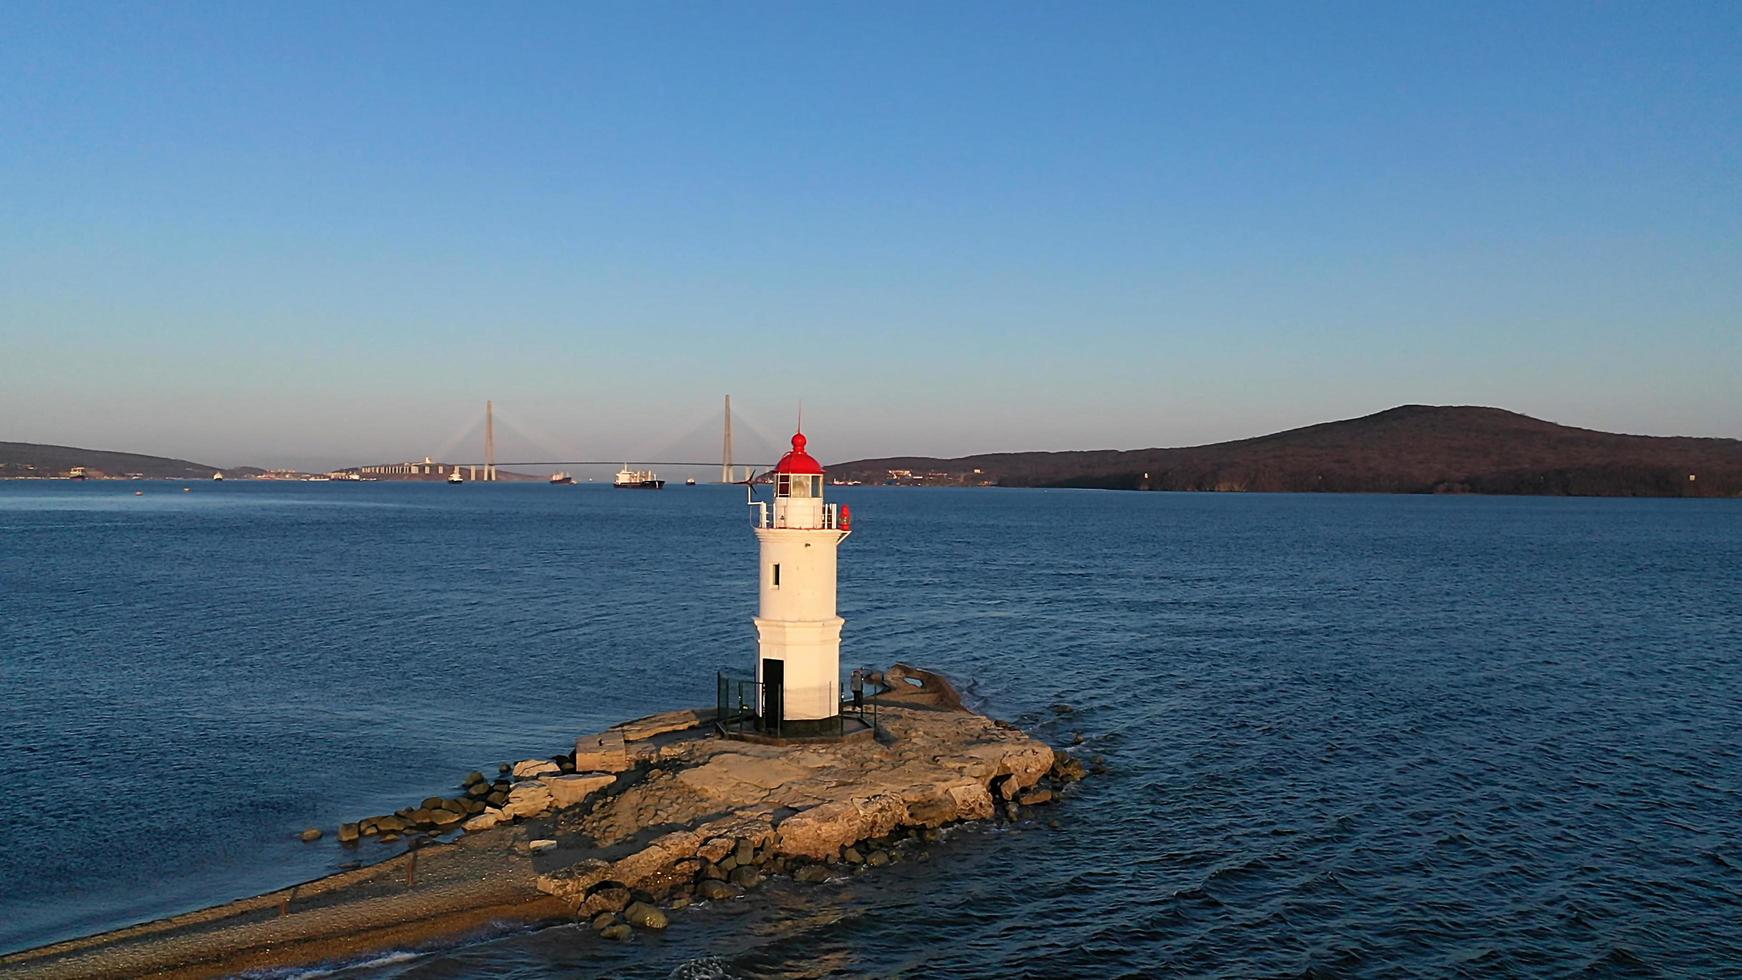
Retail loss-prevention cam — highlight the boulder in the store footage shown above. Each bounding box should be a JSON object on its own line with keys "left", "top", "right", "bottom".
{"left": 1051, "top": 755, "right": 1086, "bottom": 783}
{"left": 578, "top": 884, "right": 632, "bottom": 917}
{"left": 669, "top": 895, "right": 691, "bottom": 911}
{"left": 375, "top": 815, "right": 408, "bottom": 834}
{"left": 623, "top": 901, "right": 669, "bottom": 930}
{"left": 733, "top": 839, "right": 755, "bottom": 866}
{"left": 842, "top": 847, "right": 864, "bottom": 865}
{"left": 945, "top": 782, "right": 995, "bottom": 822}
{"left": 463, "top": 807, "right": 506, "bottom": 832}
{"left": 1017, "top": 787, "right": 1053, "bottom": 806}
{"left": 337, "top": 823, "right": 360, "bottom": 844}
{"left": 546, "top": 773, "right": 615, "bottom": 809}
{"left": 501, "top": 781, "right": 555, "bottom": 820}
{"left": 728, "top": 866, "right": 762, "bottom": 888}
{"left": 535, "top": 859, "right": 613, "bottom": 904}
{"left": 299, "top": 827, "right": 322, "bottom": 842}
{"left": 465, "top": 781, "right": 492, "bottom": 799}
{"left": 866, "top": 850, "right": 891, "bottom": 867}
{"left": 696, "top": 879, "right": 735, "bottom": 901}
{"left": 573, "top": 729, "right": 630, "bottom": 773}
{"left": 529, "top": 839, "right": 557, "bottom": 853}
{"left": 462, "top": 770, "right": 486, "bottom": 788}
{"left": 697, "top": 837, "right": 735, "bottom": 863}
{"left": 513, "top": 759, "right": 561, "bottom": 780}
{"left": 794, "top": 863, "right": 832, "bottom": 884}
{"left": 591, "top": 912, "right": 619, "bottom": 932}
{"left": 600, "top": 923, "right": 633, "bottom": 941}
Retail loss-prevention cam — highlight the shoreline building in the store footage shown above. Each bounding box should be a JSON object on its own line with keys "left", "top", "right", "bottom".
{"left": 749, "top": 430, "right": 853, "bottom": 733}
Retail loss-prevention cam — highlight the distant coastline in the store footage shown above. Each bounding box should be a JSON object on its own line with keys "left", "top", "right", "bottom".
{"left": 8, "top": 405, "right": 1740, "bottom": 497}
{"left": 833, "top": 405, "right": 1742, "bottom": 498}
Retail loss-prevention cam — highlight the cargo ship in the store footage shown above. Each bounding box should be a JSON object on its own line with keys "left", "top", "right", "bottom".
{"left": 549, "top": 471, "right": 575, "bottom": 485}
{"left": 613, "top": 466, "right": 664, "bottom": 490}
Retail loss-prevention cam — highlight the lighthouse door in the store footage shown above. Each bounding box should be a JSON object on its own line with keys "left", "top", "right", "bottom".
{"left": 761, "top": 659, "right": 785, "bottom": 733}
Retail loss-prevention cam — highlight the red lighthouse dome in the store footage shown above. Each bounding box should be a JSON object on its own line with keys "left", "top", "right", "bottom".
{"left": 773, "top": 432, "right": 824, "bottom": 475}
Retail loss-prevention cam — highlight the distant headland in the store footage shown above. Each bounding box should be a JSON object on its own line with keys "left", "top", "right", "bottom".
{"left": 833, "top": 405, "right": 1742, "bottom": 498}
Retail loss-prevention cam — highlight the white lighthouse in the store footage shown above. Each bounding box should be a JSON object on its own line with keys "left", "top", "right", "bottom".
{"left": 750, "top": 430, "right": 852, "bottom": 730}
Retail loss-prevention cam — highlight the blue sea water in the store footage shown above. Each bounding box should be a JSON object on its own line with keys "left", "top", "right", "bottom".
{"left": 2, "top": 481, "right": 1739, "bottom": 976}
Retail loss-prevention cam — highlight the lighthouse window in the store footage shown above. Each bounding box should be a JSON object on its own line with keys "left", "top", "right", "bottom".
{"left": 772, "top": 563, "right": 781, "bottom": 588}
{"left": 776, "top": 474, "right": 819, "bottom": 498}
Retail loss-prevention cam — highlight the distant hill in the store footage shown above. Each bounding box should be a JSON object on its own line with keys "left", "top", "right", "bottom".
{"left": 833, "top": 406, "right": 1742, "bottom": 497}
{"left": 0, "top": 442, "right": 258, "bottom": 480}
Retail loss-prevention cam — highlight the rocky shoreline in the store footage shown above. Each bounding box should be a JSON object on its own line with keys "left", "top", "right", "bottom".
{"left": 0, "top": 666, "right": 1086, "bottom": 978}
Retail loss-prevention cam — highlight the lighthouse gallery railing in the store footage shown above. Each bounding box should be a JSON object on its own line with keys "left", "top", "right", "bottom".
{"left": 715, "top": 673, "right": 879, "bottom": 739}
{"left": 749, "top": 501, "right": 848, "bottom": 531}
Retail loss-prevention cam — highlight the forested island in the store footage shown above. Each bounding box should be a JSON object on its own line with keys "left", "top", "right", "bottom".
{"left": 834, "top": 406, "right": 1742, "bottom": 498}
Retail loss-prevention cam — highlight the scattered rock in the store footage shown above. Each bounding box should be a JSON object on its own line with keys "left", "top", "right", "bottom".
{"left": 591, "top": 912, "right": 619, "bottom": 932}
{"left": 842, "top": 847, "right": 864, "bottom": 865}
{"left": 794, "top": 863, "right": 832, "bottom": 884}
{"left": 1017, "top": 788, "right": 1053, "bottom": 806}
{"left": 299, "top": 827, "right": 322, "bottom": 843}
{"left": 623, "top": 901, "right": 669, "bottom": 930}
{"left": 498, "top": 763, "right": 512, "bottom": 775}
{"left": 668, "top": 895, "right": 691, "bottom": 910}
{"left": 529, "top": 839, "right": 557, "bottom": 853}
{"left": 462, "top": 770, "right": 486, "bottom": 788}
{"left": 865, "top": 850, "right": 890, "bottom": 868}
{"left": 513, "top": 759, "right": 561, "bottom": 780}
{"left": 337, "top": 823, "right": 360, "bottom": 844}
{"left": 727, "top": 866, "right": 762, "bottom": 888}
{"left": 599, "top": 923, "right": 633, "bottom": 941}
{"left": 429, "top": 809, "right": 464, "bottom": 828}
{"left": 1004, "top": 803, "right": 1019, "bottom": 820}
{"left": 733, "top": 839, "right": 755, "bottom": 866}
{"left": 1051, "top": 703, "right": 1073, "bottom": 715}
{"left": 1071, "top": 732, "right": 1085, "bottom": 745}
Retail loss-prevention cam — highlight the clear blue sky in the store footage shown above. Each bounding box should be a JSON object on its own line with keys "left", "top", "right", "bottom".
{"left": 2, "top": 2, "right": 1737, "bottom": 469}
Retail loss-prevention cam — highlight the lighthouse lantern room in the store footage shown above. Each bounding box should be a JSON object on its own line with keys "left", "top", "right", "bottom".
{"left": 748, "top": 430, "right": 852, "bottom": 733}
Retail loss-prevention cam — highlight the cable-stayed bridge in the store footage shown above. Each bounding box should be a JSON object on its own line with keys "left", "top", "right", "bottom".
{"left": 361, "top": 396, "right": 782, "bottom": 483}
